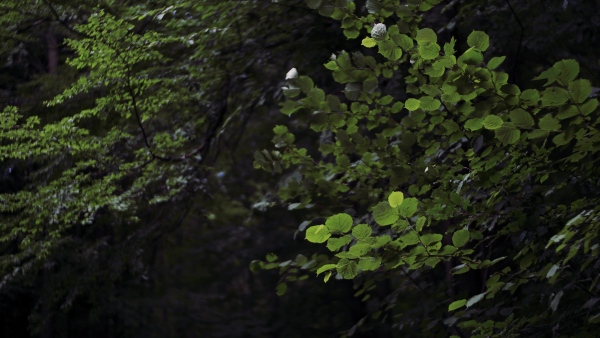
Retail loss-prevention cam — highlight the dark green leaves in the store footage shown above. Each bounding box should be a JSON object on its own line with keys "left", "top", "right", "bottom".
{"left": 487, "top": 56, "right": 505, "bottom": 70}
{"left": 352, "top": 224, "right": 372, "bottom": 239}
{"left": 452, "top": 229, "right": 470, "bottom": 248}
{"left": 541, "top": 87, "right": 570, "bottom": 107}
{"left": 569, "top": 79, "right": 592, "bottom": 104}
{"left": 509, "top": 109, "right": 534, "bottom": 129}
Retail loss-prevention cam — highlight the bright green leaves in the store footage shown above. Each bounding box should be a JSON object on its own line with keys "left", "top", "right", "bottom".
{"left": 306, "top": 225, "right": 331, "bottom": 243}
{"left": 416, "top": 28, "right": 439, "bottom": 60}
{"left": 452, "top": 229, "right": 470, "bottom": 248}
{"left": 307, "top": 213, "right": 354, "bottom": 242}
{"left": 520, "top": 89, "right": 540, "bottom": 106}
{"left": 405, "top": 98, "right": 420, "bottom": 111}
{"left": 327, "top": 235, "right": 352, "bottom": 251}
{"left": 467, "top": 30, "right": 490, "bottom": 51}
{"left": 352, "top": 224, "right": 372, "bottom": 239}
{"left": 449, "top": 299, "right": 467, "bottom": 311}
{"left": 418, "top": 42, "right": 440, "bottom": 60}
{"left": 326, "top": 213, "right": 353, "bottom": 233}
{"left": 415, "top": 28, "right": 437, "bottom": 44}
{"left": 373, "top": 202, "right": 399, "bottom": 225}
{"left": 336, "top": 258, "right": 358, "bottom": 279}
{"left": 388, "top": 191, "right": 404, "bottom": 207}
{"left": 483, "top": 115, "right": 503, "bottom": 130}
{"left": 362, "top": 37, "right": 377, "bottom": 48}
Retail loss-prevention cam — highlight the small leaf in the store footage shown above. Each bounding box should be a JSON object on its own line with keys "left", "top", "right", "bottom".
{"left": 326, "top": 213, "right": 353, "bottom": 233}
{"left": 538, "top": 115, "right": 561, "bottom": 131}
{"left": 337, "top": 258, "right": 359, "bottom": 279}
{"left": 569, "top": 79, "right": 592, "bottom": 104}
{"left": 495, "top": 125, "right": 521, "bottom": 145}
{"left": 483, "top": 115, "right": 503, "bottom": 130}
{"left": 449, "top": 299, "right": 466, "bottom": 311}
{"left": 358, "top": 256, "right": 381, "bottom": 271}
{"left": 405, "top": 98, "right": 421, "bottom": 111}
{"left": 487, "top": 56, "right": 506, "bottom": 70}
{"left": 464, "top": 118, "right": 484, "bottom": 131}
{"left": 581, "top": 98, "right": 599, "bottom": 115}
{"left": 541, "top": 87, "right": 570, "bottom": 107}
{"left": 266, "top": 253, "right": 278, "bottom": 262}
{"left": 415, "top": 28, "right": 437, "bottom": 44}
{"left": 352, "top": 224, "right": 372, "bottom": 240}
{"left": 467, "top": 30, "right": 490, "bottom": 51}
{"left": 398, "top": 197, "right": 418, "bottom": 218}
{"left": 509, "top": 109, "right": 534, "bottom": 129}
{"left": 452, "top": 229, "right": 470, "bottom": 248}
{"left": 276, "top": 282, "right": 288, "bottom": 296}
{"left": 520, "top": 89, "right": 540, "bottom": 106}
{"left": 388, "top": 191, "right": 404, "bottom": 207}
{"left": 555, "top": 59, "right": 579, "bottom": 85}
{"left": 327, "top": 235, "right": 352, "bottom": 251}
{"left": 306, "top": 225, "right": 331, "bottom": 243}
{"left": 373, "top": 202, "right": 399, "bottom": 225}
{"left": 316, "top": 264, "right": 337, "bottom": 275}
{"left": 362, "top": 37, "right": 377, "bottom": 48}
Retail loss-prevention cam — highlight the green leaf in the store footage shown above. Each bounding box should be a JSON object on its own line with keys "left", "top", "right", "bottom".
{"left": 336, "top": 258, "right": 358, "bottom": 279}
{"left": 483, "top": 115, "right": 503, "bottom": 130}
{"left": 509, "top": 109, "right": 534, "bottom": 129}
{"left": 467, "top": 30, "right": 490, "bottom": 51}
{"left": 418, "top": 42, "right": 440, "bottom": 60}
{"left": 464, "top": 118, "right": 484, "bottom": 131}
{"left": 569, "top": 79, "right": 592, "bottom": 104}
{"left": 541, "top": 87, "right": 570, "bottom": 107}
{"left": 419, "top": 96, "right": 441, "bottom": 111}
{"left": 405, "top": 98, "right": 420, "bottom": 111}
{"left": 451, "top": 264, "right": 470, "bottom": 275}
{"left": 495, "top": 124, "right": 521, "bottom": 145}
{"left": 273, "top": 125, "right": 288, "bottom": 135}
{"left": 581, "top": 98, "right": 598, "bottom": 115}
{"left": 452, "top": 229, "right": 470, "bottom": 248}
{"left": 327, "top": 235, "right": 352, "bottom": 251}
{"left": 487, "top": 56, "right": 506, "bottom": 70}
{"left": 388, "top": 191, "right": 404, "bottom": 207}
{"left": 520, "top": 89, "right": 540, "bottom": 106}
{"left": 415, "top": 216, "right": 427, "bottom": 231}
{"left": 378, "top": 40, "right": 402, "bottom": 61}
{"left": 349, "top": 243, "right": 371, "bottom": 256}
{"left": 449, "top": 299, "right": 466, "bottom": 311}
{"left": 306, "top": 225, "right": 331, "bottom": 243}
{"left": 398, "top": 197, "right": 418, "bottom": 218}
{"left": 358, "top": 256, "right": 381, "bottom": 271}
{"left": 326, "top": 213, "right": 353, "bottom": 233}
{"left": 373, "top": 202, "right": 399, "bottom": 225}
{"left": 352, "top": 224, "right": 372, "bottom": 240}
{"left": 306, "top": 0, "right": 323, "bottom": 9}
{"left": 316, "top": 264, "right": 337, "bottom": 275}
{"left": 538, "top": 115, "right": 561, "bottom": 131}
{"left": 276, "top": 282, "right": 287, "bottom": 296}
{"left": 362, "top": 37, "right": 377, "bottom": 48}
{"left": 266, "top": 253, "right": 278, "bottom": 262}
{"left": 555, "top": 59, "right": 579, "bottom": 85}
{"left": 415, "top": 28, "right": 437, "bottom": 44}
{"left": 395, "top": 34, "right": 414, "bottom": 50}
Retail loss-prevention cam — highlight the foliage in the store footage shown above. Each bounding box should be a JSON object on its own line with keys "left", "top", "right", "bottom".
{"left": 254, "top": 0, "right": 600, "bottom": 336}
